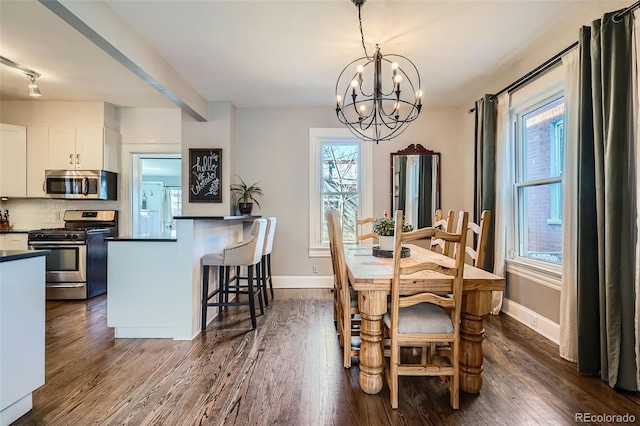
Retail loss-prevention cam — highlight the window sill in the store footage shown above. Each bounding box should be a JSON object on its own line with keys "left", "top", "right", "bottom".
{"left": 506, "top": 258, "right": 562, "bottom": 290}
{"left": 546, "top": 219, "right": 562, "bottom": 226}
{"left": 309, "top": 247, "right": 331, "bottom": 258}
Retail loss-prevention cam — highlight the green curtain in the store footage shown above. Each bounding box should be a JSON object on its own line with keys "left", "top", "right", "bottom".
{"left": 417, "top": 155, "right": 433, "bottom": 228}
{"left": 397, "top": 156, "right": 407, "bottom": 213}
{"left": 474, "top": 95, "right": 497, "bottom": 271}
{"left": 576, "top": 11, "right": 637, "bottom": 391}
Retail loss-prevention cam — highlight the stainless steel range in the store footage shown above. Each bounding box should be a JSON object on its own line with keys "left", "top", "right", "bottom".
{"left": 28, "top": 210, "right": 118, "bottom": 300}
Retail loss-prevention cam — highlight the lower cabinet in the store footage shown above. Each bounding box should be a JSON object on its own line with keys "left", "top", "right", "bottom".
{"left": 0, "top": 234, "right": 29, "bottom": 251}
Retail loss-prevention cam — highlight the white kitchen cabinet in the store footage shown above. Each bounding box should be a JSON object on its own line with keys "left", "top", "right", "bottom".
{"left": 0, "top": 124, "right": 27, "bottom": 198}
{"left": 0, "top": 234, "right": 29, "bottom": 251}
{"left": 47, "top": 126, "right": 119, "bottom": 172}
{"left": 26, "top": 127, "right": 49, "bottom": 197}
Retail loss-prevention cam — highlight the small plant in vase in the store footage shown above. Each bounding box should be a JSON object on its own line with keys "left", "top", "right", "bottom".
{"left": 372, "top": 217, "right": 414, "bottom": 251}
{"left": 230, "top": 175, "right": 263, "bottom": 215}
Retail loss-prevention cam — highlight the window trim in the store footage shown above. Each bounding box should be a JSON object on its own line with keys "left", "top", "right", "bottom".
{"left": 308, "top": 128, "right": 372, "bottom": 257}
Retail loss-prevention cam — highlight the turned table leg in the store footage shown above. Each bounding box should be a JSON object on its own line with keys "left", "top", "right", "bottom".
{"left": 460, "top": 290, "right": 492, "bottom": 394}
{"left": 357, "top": 290, "right": 388, "bottom": 394}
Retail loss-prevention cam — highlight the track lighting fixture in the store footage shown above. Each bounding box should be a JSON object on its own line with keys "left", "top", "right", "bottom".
{"left": 0, "top": 55, "right": 43, "bottom": 97}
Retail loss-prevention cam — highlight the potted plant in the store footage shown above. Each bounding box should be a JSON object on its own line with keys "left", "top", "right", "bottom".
{"left": 230, "top": 175, "right": 263, "bottom": 215}
{"left": 372, "top": 217, "right": 414, "bottom": 251}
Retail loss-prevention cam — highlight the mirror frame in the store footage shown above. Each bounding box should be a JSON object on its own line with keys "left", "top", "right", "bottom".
{"left": 390, "top": 143, "right": 441, "bottom": 217}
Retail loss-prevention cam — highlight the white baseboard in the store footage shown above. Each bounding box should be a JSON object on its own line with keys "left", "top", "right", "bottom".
{"left": 272, "top": 275, "right": 333, "bottom": 289}
{"left": 501, "top": 298, "right": 559, "bottom": 344}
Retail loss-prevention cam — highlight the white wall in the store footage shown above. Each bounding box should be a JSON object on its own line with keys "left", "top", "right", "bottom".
{"left": 236, "top": 106, "right": 463, "bottom": 277}
{"left": 181, "top": 101, "right": 234, "bottom": 217}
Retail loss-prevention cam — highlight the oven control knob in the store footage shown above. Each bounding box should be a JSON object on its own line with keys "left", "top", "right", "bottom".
{"left": 71, "top": 234, "right": 78, "bottom": 241}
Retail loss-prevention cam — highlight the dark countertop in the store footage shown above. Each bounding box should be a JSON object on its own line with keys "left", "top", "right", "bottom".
{"left": 0, "top": 229, "right": 31, "bottom": 234}
{"left": 0, "top": 250, "right": 49, "bottom": 263}
{"left": 106, "top": 230, "right": 177, "bottom": 242}
{"left": 173, "top": 215, "right": 260, "bottom": 220}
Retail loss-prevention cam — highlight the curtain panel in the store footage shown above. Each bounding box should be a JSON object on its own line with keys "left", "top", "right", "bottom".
{"left": 474, "top": 95, "right": 498, "bottom": 272}
{"left": 559, "top": 49, "right": 580, "bottom": 363}
{"left": 576, "top": 11, "right": 638, "bottom": 391}
{"left": 491, "top": 93, "right": 511, "bottom": 315}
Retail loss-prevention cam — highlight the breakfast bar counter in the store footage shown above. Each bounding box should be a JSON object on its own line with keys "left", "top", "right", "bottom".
{"left": 106, "top": 216, "right": 254, "bottom": 340}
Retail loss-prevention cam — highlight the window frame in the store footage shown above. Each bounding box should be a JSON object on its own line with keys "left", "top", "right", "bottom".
{"left": 508, "top": 86, "right": 564, "bottom": 277}
{"left": 308, "top": 128, "right": 372, "bottom": 257}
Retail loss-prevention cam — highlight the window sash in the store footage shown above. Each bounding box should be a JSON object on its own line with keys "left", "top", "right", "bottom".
{"left": 308, "top": 128, "right": 372, "bottom": 257}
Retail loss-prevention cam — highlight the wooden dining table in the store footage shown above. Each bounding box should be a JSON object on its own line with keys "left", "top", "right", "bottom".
{"left": 344, "top": 243, "right": 505, "bottom": 395}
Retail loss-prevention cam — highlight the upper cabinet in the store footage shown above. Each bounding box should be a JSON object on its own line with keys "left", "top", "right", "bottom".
{"left": 48, "top": 126, "right": 120, "bottom": 172}
{"left": 0, "top": 123, "right": 27, "bottom": 197}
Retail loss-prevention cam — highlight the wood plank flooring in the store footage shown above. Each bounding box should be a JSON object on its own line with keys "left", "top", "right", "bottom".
{"left": 13, "top": 289, "right": 639, "bottom": 425}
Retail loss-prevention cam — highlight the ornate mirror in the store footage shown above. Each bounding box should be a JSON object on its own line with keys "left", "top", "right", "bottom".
{"left": 390, "top": 144, "right": 441, "bottom": 229}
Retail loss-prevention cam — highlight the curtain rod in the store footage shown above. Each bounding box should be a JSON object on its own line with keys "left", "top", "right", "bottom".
{"left": 467, "top": 0, "right": 640, "bottom": 114}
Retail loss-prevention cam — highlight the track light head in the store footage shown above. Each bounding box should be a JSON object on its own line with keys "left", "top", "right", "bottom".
{"left": 27, "top": 74, "right": 41, "bottom": 97}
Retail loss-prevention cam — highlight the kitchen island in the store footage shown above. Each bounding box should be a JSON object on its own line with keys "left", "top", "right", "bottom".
{"left": 106, "top": 216, "right": 256, "bottom": 340}
{"left": 0, "top": 250, "right": 48, "bottom": 426}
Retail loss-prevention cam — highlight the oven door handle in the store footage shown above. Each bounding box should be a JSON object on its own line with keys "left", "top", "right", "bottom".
{"left": 29, "top": 242, "right": 86, "bottom": 248}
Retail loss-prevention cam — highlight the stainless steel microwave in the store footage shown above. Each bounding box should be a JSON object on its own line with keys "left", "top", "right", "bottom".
{"left": 45, "top": 170, "right": 118, "bottom": 200}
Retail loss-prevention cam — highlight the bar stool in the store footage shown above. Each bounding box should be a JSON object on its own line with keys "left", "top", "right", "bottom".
{"left": 260, "top": 217, "right": 277, "bottom": 302}
{"left": 201, "top": 218, "right": 267, "bottom": 330}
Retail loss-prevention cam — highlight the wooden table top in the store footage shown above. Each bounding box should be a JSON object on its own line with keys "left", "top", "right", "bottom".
{"left": 344, "top": 244, "right": 505, "bottom": 293}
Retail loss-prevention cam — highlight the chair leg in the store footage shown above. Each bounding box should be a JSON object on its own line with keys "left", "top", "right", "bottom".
{"left": 390, "top": 345, "right": 399, "bottom": 409}
{"left": 201, "top": 264, "right": 209, "bottom": 331}
{"left": 255, "top": 262, "right": 264, "bottom": 315}
{"left": 261, "top": 255, "right": 269, "bottom": 307}
{"left": 218, "top": 265, "right": 225, "bottom": 313}
{"left": 267, "top": 254, "right": 274, "bottom": 299}
{"left": 225, "top": 266, "right": 231, "bottom": 304}
{"left": 247, "top": 265, "right": 257, "bottom": 329}
{"left": 235, "top": 266, "right": 241, "bottom": 298}
{"left": 344, "top": 300, "right": 351, "bottom": 368}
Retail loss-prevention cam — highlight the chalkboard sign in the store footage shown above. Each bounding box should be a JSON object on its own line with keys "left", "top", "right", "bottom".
{"left": 189, "top": 148, "right": 222, "bottom": 202}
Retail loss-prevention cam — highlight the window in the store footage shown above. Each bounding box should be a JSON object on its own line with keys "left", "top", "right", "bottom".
{"left": 513, "top": 94, "right": 564, "bottom": 265}
{"left": 309, "top": 128, "right": 372, "bottom": 257}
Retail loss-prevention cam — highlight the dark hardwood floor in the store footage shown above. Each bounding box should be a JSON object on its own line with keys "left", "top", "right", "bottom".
{"left": 13, "top": 289, "right": 639, "bottom": 426}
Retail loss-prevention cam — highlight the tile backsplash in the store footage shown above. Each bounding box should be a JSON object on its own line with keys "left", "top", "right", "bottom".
{"left": 0, "top": 198, "right": 121, "bottom": 231}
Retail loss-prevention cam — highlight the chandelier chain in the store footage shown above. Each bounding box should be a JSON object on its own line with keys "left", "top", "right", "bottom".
{"left": 357, "top": 4, "right": 370, "bottom": 59}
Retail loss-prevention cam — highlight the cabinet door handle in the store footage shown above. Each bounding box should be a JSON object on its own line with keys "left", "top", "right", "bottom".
{"left": 69, "top": 154, "right": 74, "bottom": 165}
{"left": 76, "top": 154, "right": 80, "bottom": 165}
{"left": 42, "top": 181, "right": 45, "bottom": 192}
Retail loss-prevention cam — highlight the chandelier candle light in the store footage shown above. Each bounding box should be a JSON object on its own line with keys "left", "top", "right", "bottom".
{"left": 335, "top": 0, "right": 422, "bottom": 143}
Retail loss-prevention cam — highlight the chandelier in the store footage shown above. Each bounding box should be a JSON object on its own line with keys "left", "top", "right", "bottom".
{"left": 335, "top": 0, "right": 422, "bottom": 143}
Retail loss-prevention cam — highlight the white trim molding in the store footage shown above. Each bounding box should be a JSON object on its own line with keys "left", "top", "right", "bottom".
{"left": 272, "top": 275, "right": 333, "bottom": 289}
{"left": 502, "top": 298, "right": 559, "bottom": 344}
{"left": 308, "top": 128, "right": 373, "bottom": 257}
{"left": 506, "top": 259, "right": 561, "bottom": 290}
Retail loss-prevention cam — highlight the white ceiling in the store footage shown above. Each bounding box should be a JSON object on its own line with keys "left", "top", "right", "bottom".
{"left": 0, "top": 0, "right": 632, "bottom": 110}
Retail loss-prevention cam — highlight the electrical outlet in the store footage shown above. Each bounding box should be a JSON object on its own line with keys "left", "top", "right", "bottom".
{"left": 530, "top": 315, "right": 538, "bottom": 329}
{"left": 313, "top": 265, "right": 318, "bottom": 274}
{"left": 54, "top": 211, "right": 60, "bottom": 220}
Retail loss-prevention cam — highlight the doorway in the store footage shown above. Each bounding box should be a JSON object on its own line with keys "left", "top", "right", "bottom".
{"left": 131, "top": 154, "right": 181, "bottom": 235}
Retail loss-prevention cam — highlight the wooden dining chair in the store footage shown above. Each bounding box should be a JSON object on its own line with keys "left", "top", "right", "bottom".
{"left": 326, "top": 209, "right": 360, "bottom": 368}
{"left": 383, "top": 210, "right": 468, "bottom": 409}
{"left": 430, "top": 209, "right": 456, "bottom": 256}
{"left": 355, "top": 210, "right": 388, "bottom": 244}
{"left": 455, "top": 210, "right": 491, "bottom": 269}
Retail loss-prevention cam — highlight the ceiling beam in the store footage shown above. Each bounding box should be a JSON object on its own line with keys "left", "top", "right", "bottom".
{"left": 39, "top": 0, "right": 208, "bottom": 122}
